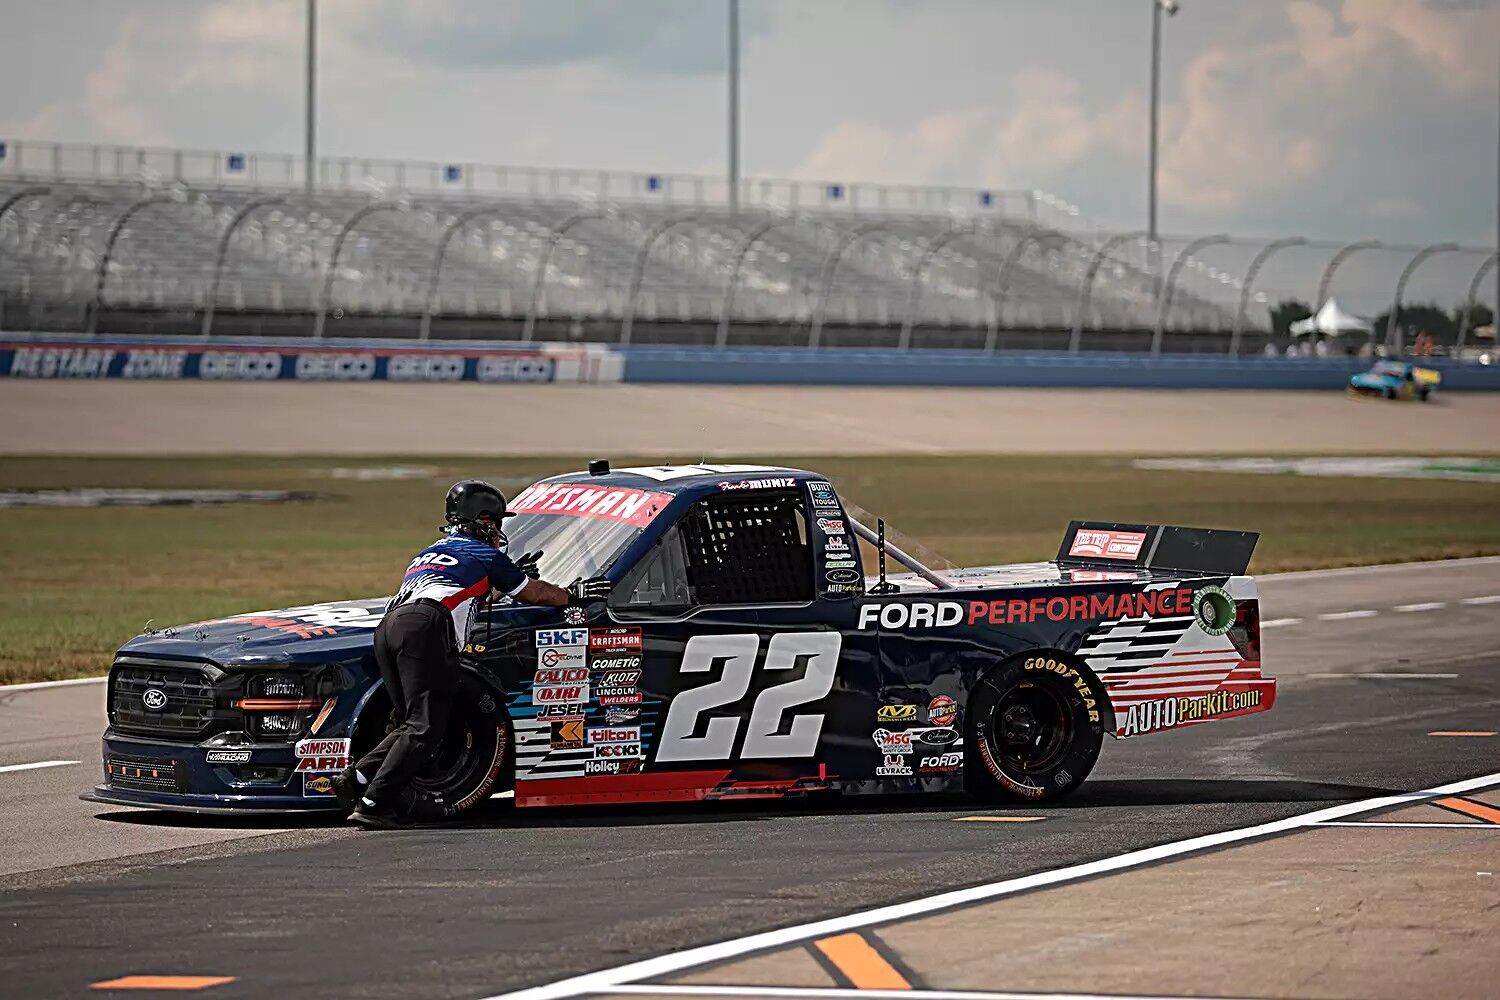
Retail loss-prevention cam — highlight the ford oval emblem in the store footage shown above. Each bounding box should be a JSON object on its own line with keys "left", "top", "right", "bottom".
{"left": 142, "top": 688, "right": 168, "bottom": 711}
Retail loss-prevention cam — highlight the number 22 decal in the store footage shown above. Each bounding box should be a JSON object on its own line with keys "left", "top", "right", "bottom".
{"left": 656, "top": 632, "right": 842, "bottom": 762}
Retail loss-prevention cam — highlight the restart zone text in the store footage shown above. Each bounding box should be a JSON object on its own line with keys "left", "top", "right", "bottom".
{"left": 86, "top": 464, "right": 1274, "bottom": 818}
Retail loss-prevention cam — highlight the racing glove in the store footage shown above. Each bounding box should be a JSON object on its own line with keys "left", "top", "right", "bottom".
{"left": 567, "top": 576, "right": 613, "bottom": 605}
{"left": 515, "top": 550, "right": 543, "bottom": 580}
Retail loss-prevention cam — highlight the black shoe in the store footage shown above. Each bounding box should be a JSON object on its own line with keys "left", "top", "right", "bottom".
{"left": 330, "top": 768, "right": 364, "bottom": 812}
{"left": 348, "top": 804, "right": 413, "bottom": 830}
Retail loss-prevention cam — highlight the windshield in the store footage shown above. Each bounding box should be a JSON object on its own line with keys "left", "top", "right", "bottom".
{"left": 500, "top": 480, "right": 675, "bottom": 586}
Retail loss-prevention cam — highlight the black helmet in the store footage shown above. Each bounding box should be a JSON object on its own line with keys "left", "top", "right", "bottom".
{"left": 445, "top": 480, "right": 514, "bottom": 535}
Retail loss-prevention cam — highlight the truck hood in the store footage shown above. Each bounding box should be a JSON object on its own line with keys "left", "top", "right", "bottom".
{"left": 115, "top": 598, "right": 558, "bottom": 668}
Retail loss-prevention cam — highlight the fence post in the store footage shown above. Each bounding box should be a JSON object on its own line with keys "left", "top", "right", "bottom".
{"left": 1152, "top": 234, "right": 1230, "bottom": 355}
{"left": 521, "top": 210, "right": 605, "bottom": 343}
{"left": 1069, "top": 231, "right": 1144, "bottom": 353}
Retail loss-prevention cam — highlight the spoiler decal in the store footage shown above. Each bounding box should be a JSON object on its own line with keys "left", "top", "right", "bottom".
{"left": 1057, "top": 520, "right": 1258, "bottom": 576}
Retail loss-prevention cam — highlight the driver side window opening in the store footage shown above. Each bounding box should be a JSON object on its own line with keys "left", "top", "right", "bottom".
{"left": 614, "top": 489, "right": 813, "bottom": 609}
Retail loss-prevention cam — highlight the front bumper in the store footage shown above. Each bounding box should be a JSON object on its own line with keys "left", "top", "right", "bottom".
{"left": 91, "top": 732, "right": 345, "bottom": 814}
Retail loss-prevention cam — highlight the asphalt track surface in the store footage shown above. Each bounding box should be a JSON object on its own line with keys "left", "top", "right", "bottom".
{"left": 2, "top": 558, "right": 1498, "bottom": 998}
{"left": 3, "top": 382, "right": 1499, "bottom": 455}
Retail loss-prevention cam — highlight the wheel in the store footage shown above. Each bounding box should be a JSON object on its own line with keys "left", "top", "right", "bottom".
{"left": 354, "top": 671, "right": 512, "bottom": 821}
{"left": 967, "top": 654, "right": 1104, "bottom": 803}
{"left": 1384, "top": 387, "right": 1397, "bottom": 400}
{"left": 1418, "top": 387, "right": 1431, "bottom": 402}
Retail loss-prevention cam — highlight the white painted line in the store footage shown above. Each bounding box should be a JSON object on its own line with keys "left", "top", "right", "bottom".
{"left": 1317, "top": 610, "right": 1379, "bottom": 621}
{"left": 0, "top": 760, "right": 79, "bottom": 775}
{"left": 1312, "top": 822, "right": 1499, "bottom": 829}
{"left": 1460, "top": 595, "right": 1500, "bottom": 606}
{"left": 1306, "top": 672, "right": 1458, "bottom": 680}
{"left": 1394, "top": 602, "right": 1447, "bottom": 613}
{"left": 1263, "top": 555, "right": 1500, "bottom": 581}
{"left": 601, "top": 986, "right": 1264, "bottom": 1000}
{"left": 0, "top": 675, "right": 105, "bottom": 693}
{"left": 481, "top": 771, "right": 1500, "bottom": 1000}
{"left": 1259, "top": 617, "right": 1302, "bottom": 629}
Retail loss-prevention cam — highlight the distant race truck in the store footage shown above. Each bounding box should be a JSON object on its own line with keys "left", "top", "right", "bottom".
{"left": 1348, "top": 360, "right": 1441, "bottom": 401}
{"left": 85, "top": 463, "right": 1273, "bottom": 818}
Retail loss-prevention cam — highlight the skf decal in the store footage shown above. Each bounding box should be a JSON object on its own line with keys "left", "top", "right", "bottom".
{"left": 536, "top": 628, "right": 588, "bottom": 647}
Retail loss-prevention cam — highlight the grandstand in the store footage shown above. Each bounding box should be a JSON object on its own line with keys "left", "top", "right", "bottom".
{"left": 0, "top": 140, "right": 1239, "bottom": 349}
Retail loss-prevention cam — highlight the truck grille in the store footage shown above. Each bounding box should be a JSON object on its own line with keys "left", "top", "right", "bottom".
{"left": 105, "top": 753, "right": 185, "bottom": 792}
{"left": 110, "top": 659, "right": 221, "bottom": 739}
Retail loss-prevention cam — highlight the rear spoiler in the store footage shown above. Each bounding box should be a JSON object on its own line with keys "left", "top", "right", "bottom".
{"left": 1057, "top": 520, "right": 1259, "bottom": 576}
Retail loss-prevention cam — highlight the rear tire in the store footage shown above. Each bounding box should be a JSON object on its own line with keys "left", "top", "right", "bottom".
{"left": 353, "top": 672, "right": 512, "bottom": 822}
{"left": 967, "top": 654, "right": 1104, "bottom": 803}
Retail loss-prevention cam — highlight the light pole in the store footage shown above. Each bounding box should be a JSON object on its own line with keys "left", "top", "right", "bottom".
{"left": 728, "top": 0, "right": 740, "bottom": 217}
{"left": 305, "top": 0, "right": 316, "bottom": 194}
{"left": 1148, "top": 0, "right": 1178, "bottom": 287}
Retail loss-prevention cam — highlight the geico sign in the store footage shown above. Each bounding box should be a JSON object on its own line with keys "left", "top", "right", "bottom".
{"left": 200, "top": 351, "right": 282, "bottom": 380}
{"left": 293, "top": 353, "right": 376, "bottom": 380}
{"left": 857, "top": 601, "right": 965, "bottom": 630}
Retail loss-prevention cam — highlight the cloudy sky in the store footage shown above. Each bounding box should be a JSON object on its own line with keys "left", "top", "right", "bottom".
{"left": 2, "top": 1, "right": 1496, "bottom": 261}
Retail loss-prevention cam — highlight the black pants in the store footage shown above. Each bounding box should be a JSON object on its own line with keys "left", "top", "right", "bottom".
{"left": 356, "top": 601, "right": 457, "bottom": 810}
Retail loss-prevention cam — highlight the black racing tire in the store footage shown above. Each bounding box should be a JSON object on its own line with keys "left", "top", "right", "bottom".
{"left": 1418, "top": 387, "right": 1431, "bottom": 402}
{"left": 967, "top": 653, "right": 1104, "bottom": 803}
{"left": 353, "top": 672, "right": 512, "bottom": 822}
{"left": 1384, "top": 387, "right": 1397, "bottom": 400}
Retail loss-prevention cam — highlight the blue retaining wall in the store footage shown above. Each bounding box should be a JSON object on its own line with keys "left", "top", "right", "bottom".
{"left": 620, "top": 346, "right": 1500, "bottom": 390}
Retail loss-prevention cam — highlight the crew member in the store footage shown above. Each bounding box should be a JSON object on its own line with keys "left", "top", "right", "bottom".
{"left": 337, "top": 479, "right": 610, "bottom": 829}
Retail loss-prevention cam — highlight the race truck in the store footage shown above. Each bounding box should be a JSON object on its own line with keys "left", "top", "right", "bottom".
{"left": 84, "top": 463, "right": 1273, "bottom": 818}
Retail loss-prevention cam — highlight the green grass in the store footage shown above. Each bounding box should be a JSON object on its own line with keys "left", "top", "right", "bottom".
{"left": 3, "top": 454, "right": 1499, "bottom": 685}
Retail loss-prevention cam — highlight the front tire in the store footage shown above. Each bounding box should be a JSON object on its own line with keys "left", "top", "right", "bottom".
{"left": 968, "top": 654, "right": 1104, "bottom": 803}
{"left": 354, "top": 672, "right": 512, "bottom": 821}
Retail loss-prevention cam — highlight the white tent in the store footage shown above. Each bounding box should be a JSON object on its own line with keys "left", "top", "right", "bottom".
{"left": 1289, "top": 298, "right": 1374, "bottom": 337}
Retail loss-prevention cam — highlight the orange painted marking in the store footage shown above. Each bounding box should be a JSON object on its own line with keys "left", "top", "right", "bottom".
{"left": 954, "top": 815, "right": 1045, "bottom": 823}
{"left": 813, "top": 933, "right": 911, "bottom": 990}
{"left": 1434, "top": 797, "right": 1500, "bottom": 824}
{"left": 1428, "top": 731, "right": 1496, "bottom": 737}
{"left": 91, "top": 975, "right": 236, "bottom": 990}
